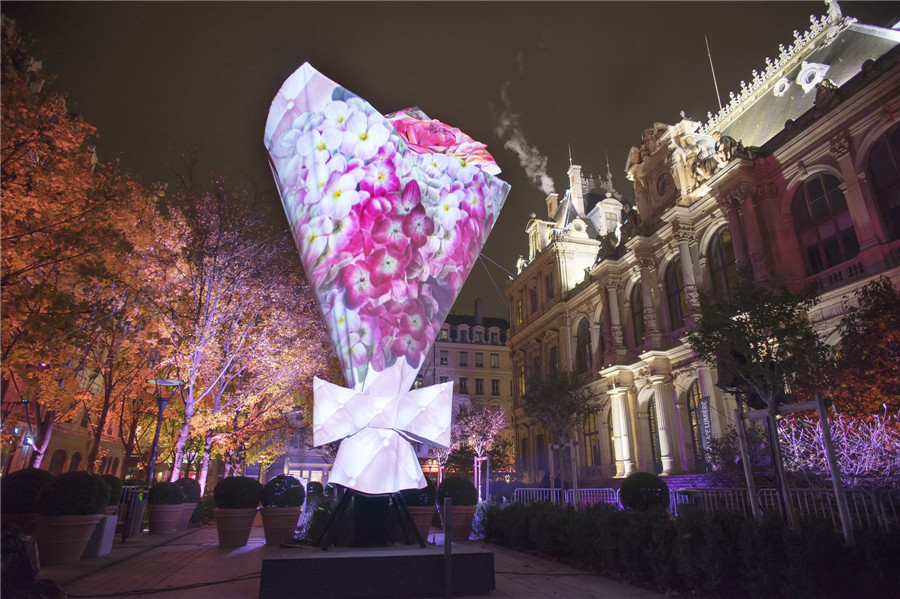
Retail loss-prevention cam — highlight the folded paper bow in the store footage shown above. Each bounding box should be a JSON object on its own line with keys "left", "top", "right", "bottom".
{"left": 313, "top": 367, "right": 452, "bottom": 494}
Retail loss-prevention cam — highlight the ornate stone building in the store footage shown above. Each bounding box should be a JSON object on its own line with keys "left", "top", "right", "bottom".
{"left": 507, "top": 4, "right": 900, "bottom": 484}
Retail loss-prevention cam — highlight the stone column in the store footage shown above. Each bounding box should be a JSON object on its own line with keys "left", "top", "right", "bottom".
{"left": 831, "top": 137, "right": 883, "bottom": 250}
{"left": 650, "top": 375, "right": 676, "bottom": 475}
{"left": 674, "top": 224, "right": 699, "bottom": 315}
{"left": 728, "top": 184, "right": 769, "bottom": 281}
{"left": 609, "top": 386, "right": 635, "bottom": 476}
{"left": 637, "top": 255, "right": 665, "bottom": 348}
{"left": 605, "top": 279, "right": 624, "bottom": 349}
{"left": 716, "top": 195, "right": 749, "bottom": 269}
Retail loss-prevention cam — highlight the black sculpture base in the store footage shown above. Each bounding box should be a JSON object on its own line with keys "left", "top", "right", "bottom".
{"left": 259, "top": 545, "right": 495, "bottom": 598}
{"left": 316, "top": 487, "right": 425, "bottom": 550}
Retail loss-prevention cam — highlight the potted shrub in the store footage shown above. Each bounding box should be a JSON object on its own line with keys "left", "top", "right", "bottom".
{"left": 260, "top": 475, "right": 305, "bottom": 545}
{"left": 100, "top": 474, "right": 124, "bottom": 515}
{"left": 174, "top": 477, "right": 202, "bottom": 531}
{"left": 34, "top": 471, "right": 109, "bottom": 565}
{"left": 437, "top": 477, "right": 479, "bottom": 542}
{"left": 213, "top": 476, "right": 261, "bottom": 547}
{"left": 1, "top": 468, "right": 54, "bottom": 535}
{"left": 400, "top": 478, "right": 436, "bottom": 542}
{"left": 147, "top": 482, "right": 185, "bottom": 534}
{"left": 619, "top": 472, "right": 670, "bottom": 512}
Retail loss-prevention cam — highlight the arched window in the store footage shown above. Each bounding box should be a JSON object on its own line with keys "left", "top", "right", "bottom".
{"left": 687, "top": 380, "right": 707, "bottom": 469}
{"left": 630, "top": 283, "right": 645, "bottom": 347}
{"left": 708, "top": 228, "right": 737, "bottom": 300}
{"left": 575, "top": 320, "right": 592, "bottom": 374}
{"left": 606, "top": 410, "right": 616, "bottom": 466}
{"left": 665, "top": 259, "right": 687, "bottom": 332}
{"left": 111, "top": 457, "right": 120, "bottom": 476}
{"left": 647, "top": 396, "right": 663, "bottom": 474}
{"left": 68, "top": 452, "right": 82, "bottom": 472}
{"left": 583, "top": 412, "right": 599, "bottom": 467}
{"left": 867, "top": 123, "right": 900, "bottom": 241}
{"left": 792, "top": 173, "right": 859, "bottom": 274}
{"left": 99, "top": 456, "right": 108, "bottom": 474}
{"left": 48, "top": 449, "right": 67, "bottom": 476}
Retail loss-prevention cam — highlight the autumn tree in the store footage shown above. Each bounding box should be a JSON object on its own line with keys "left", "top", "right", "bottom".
{"left": 450, "top": 400, "right": 508, "bottom": 484}
{"left": 825, "top": 277, "right": 900, "bottom": 417}
{"left": 1, "top": 17, "right": 158, "bottom": 467}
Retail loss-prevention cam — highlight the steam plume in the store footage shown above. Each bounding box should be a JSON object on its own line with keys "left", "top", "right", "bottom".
{"left": 495, "top": 85, "right": 555, "bottom": 194}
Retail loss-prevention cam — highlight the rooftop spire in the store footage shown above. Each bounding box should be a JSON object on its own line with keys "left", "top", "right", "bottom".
{"left": 568, "top": 143, "right": 573, "bottom": 167}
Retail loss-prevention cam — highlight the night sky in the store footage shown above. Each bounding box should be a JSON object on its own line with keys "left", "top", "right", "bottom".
{"left": 4, "top": 1, "right": 897, "bottom": 319}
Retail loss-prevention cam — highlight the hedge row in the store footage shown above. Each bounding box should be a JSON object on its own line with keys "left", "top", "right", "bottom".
{"left": 478, "top": 501, "right": 900, "bottom": 599}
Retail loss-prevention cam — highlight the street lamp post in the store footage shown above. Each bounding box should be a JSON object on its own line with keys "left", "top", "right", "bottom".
{"left": 146, "top": 378, "right": 183, "bottom": 484}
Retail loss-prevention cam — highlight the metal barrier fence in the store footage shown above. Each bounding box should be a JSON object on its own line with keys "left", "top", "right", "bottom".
{"left": 676, "top": 487, "right": 899, "bottom": 532}
{"left": 510, "top": 486, "right": 900, "bottom": 532}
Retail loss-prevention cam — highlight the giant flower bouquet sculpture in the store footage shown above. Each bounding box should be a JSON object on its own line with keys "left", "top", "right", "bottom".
{"left": 265, "top": 63, "right": 510, "bottom": 495}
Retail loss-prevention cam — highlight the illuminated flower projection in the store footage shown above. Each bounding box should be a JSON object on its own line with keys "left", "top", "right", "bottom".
{"left": 265, "top": 63, "right": 510, "bottom": 494}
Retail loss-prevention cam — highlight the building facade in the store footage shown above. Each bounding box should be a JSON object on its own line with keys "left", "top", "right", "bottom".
{"left": 507, "top": 5, "right": 900, "bottom": 485}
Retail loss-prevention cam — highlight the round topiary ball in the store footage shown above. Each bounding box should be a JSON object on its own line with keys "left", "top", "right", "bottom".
{"left": 437, "top": 477, "right": 478, "bottom": 507}
{"left": 619, "top": 472, "right": 670, "bottom": 512}
{"left": 400, "top": 478, "right": 436, "bottom": 507}
{"left": 174, "top": 477, "right": 202, "bottom": 503}
{"left": 36, "top": 471, "right": 109, "bottom": 516}
{"left": 100, "top": 474, "right": 124, "bottom": 506}
{"left": 261, "top": 475, "right": 305, "bottom": 508}
{"left": 1, "top": 468, "right": 55, "bottom": 514}
{"left": 148, "top": 481, "right": 185, "bottom": 505}
{"left": 214, "top": 476, "right": 261, "bottom": 510}
{"left": 306, "top": 481, "right": 324, "bottom": 497}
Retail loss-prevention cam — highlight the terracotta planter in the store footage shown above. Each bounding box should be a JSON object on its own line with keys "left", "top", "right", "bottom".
{"left": 214, "top": 508, "right": 258, "bottom": 547}
{"left": 175, "top": 502, "right": 196, "bottom": 531}
{"left": 260, "top": 506, "right": 302, "bottom": 545}
{"left": 406, "top": 506, "right": 436, "bottom": 542}
{"left": 36, "top": 514, "right": 102, "bottom": 566}
{"left": 2, "top": 512, "right": 38, "bottom": 535}
{"left": 147, "top": 504, "right": 182, "bottom": 534}
{"left": 440, "top": 505, "right": 477, "bottom": 542}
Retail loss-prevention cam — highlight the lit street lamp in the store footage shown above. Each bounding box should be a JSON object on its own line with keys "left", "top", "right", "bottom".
{"left": 146, "top": 378, "right": 183, "bottom": 484}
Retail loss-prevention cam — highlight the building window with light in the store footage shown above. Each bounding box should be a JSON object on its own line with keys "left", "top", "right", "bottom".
{"left": 583, "top": 412, "right": 600, "bottom": 467}
{"left": 708, "top": 227, "right": 737, "bottom": 301}
{"left": 440, "top": 329, "right": 449, "bottom": 340}
{"left": 459, "top": 377, "right": 469, "bottom": 394}
{"left": 516, "top": 299, "right": 523, "bottom": 325}
{"left": 459, "top": 351, "right": 468, "bottom": 367}
{"left": 490, "top": 353, "right": 500, "bottom": 368}
{"left": 665, "top": 258, "right": 687, "bottom": 332}
{"left": 440, "top": 350, "right": 448, "bottom": 365}
{"left": 491, "top": 379, "right": 500, "bottom": 395}
{"left": 867, "top": 123, "right": 900, "bottom": 241}
{"left": 575, "top": 319, "right": 592, "bottom": 374}
{"left": 630, "top": 283, "right": 644, "bottom": 347}
{"left": 792, "top": 172, "right": 859, "bottom": 275}
{"left": 475, "top": 378, "right": 484, "bottom": 395}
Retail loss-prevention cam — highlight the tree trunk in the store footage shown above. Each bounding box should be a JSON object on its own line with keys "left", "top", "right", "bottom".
{"left": 86, "top": 393, "right": 112, "bottom": 473}
{"left": 29, "top": 407, "right": 56, "bottom": 469}
{"left": 198, "top": 432, "right": 214, "bottom": 496}
{"left": 169, "top": 395, "right": 194, "bottom": 481}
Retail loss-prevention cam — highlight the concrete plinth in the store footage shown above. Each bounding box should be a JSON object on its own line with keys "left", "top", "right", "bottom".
{"left": 259, "top": 545, "right": 494, "bottom": 598}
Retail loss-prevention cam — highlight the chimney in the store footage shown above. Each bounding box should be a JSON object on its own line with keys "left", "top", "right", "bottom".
{"left": 474, "top": 298, "right": 483, "bottom": 325}
{"left": 567, "top": 163, "right": 585, "bottom": 215}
